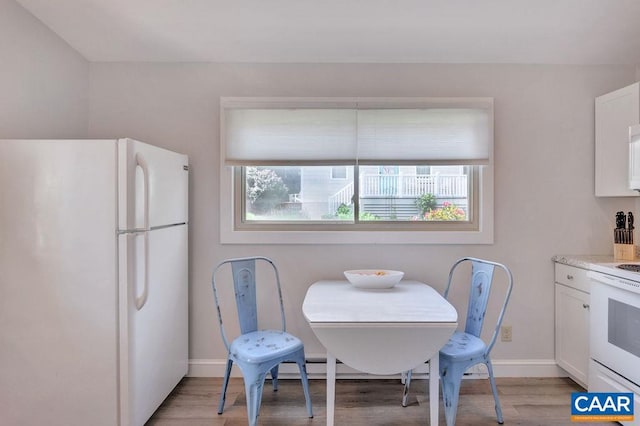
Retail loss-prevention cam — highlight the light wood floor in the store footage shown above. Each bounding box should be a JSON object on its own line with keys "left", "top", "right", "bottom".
{"left": 147, "top": 377, "right": 614, "bottom": 426}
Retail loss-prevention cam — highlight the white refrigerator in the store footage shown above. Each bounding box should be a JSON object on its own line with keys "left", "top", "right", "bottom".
{"left": 0, "top": 139, "right": 189, "bottom": 426}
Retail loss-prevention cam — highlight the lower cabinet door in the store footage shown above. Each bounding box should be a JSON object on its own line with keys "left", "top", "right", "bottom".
{"left": 555, "top": 283, "right": 590, "bottom": 387}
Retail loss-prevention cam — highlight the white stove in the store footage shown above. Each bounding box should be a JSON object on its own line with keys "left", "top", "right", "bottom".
{"left": 587, "top": 262, "right": 640, "bottom": 425}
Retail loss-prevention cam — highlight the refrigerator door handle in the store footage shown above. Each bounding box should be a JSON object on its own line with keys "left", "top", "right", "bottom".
{"left": 134, "top": 232, "right": 149, "bottom": 310}
{"left": 135, "top": 153, "right": 150, "bottom": 310}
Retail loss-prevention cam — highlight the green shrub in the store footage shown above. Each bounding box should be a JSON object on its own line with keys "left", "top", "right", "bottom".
{"left": 415, "top": 193, "right": 437, "bottom": 215}
{"left": 336, "top": 203, "right": 352, "bottom": 218}
{"left": 331, "top": 203, "right": 380, "bottom": 221}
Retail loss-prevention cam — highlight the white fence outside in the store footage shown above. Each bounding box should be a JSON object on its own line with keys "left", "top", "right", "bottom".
{"left": 328, "top": 174, "right": 468, "bottom": 214}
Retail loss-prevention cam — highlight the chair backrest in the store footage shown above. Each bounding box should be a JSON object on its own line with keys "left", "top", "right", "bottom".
{"left": 211, "top": 256, "right": 286, "bottom": 350}
{"left": 444, "top": 257, "right": 513, "bottom": 354}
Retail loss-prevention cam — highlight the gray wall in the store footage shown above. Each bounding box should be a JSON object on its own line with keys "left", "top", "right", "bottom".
{"left": 87, "top": 63, "right": 638, "bottom": 373}
{"left": 3, "top": 0, "right": 640, "bottom": 375}
{"left": 0, "top": 0, "right": 88, "bottom": 138}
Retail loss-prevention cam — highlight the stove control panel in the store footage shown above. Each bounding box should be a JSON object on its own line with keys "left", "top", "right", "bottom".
{"left": 587, "top": 269, "right": 640, "bottom": 294}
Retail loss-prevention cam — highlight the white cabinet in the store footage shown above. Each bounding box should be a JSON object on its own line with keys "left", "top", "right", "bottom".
{"left": 554, "top": 263, "right": 590, "bottom": 388}
{"left": 595, "top": 82, "right": 639, "bottom": 197}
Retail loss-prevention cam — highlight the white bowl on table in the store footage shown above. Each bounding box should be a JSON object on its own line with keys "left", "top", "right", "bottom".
{"left": 343, "top": 269, "right": 404, "bottom": 289}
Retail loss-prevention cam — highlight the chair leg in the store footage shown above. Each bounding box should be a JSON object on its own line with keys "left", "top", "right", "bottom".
{"left": 402, "top": 369, "right": 412, "bottom": 407}
{"left": 243, "top": 373, "right": 267, "bottom": 426}
{"left": 270, "top": 365, "right": 279, "bottom": 391}
{"left": 297, "top": 359, "right": 314, "bottom": 418}
{"left": 440, "top": 362, "right": 466, "bottom": 426}
{"left": 485, "top": 360, "right": 504, "bottom": 424}
{"left": 217, "top": 358, "right": 233, "bottom": 414}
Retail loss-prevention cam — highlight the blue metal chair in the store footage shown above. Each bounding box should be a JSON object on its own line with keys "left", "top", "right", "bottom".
{"left": 402, "top": 257, "right": 513, "bottom": 426}
{"left": 211, "top": 256, "right": 313, "bottom": 426}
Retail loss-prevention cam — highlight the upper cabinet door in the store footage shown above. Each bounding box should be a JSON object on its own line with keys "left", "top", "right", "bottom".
{"left": 595, "top": 82, "right": 640, "bottom": 197}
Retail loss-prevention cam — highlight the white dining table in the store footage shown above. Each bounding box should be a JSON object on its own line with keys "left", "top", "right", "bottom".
{"left": 302, "top": 280, "right": 458, "bottom": 426}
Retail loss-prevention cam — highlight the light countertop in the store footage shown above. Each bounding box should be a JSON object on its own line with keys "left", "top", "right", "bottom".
{"left": 553, "top": 254, "right": 640, "bottom": 282}
{"left": 551, "top": 254, "right": 617, "bottom": 270}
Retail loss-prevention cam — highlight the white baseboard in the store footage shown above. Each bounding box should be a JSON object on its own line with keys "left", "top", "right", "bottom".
{"left": 188, "top": 354, "right": 566, "bottom": 379}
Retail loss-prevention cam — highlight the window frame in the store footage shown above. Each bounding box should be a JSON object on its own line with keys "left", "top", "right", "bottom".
{"left": 220, "top": 97, "right": 494, "bottom": 245}
{"left": 235, "top": 165, "right": 477, "bottom": 229}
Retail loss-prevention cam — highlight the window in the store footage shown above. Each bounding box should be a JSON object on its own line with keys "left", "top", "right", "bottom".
{"left": 238, "top": 164, "right": 472, "bottom": 224}
{"left": 331, "top": 166, "right": 347, "bottom": 180}
{"left": 416, "top": 166, "right": 431, "bottom": 175}
{"left": 220, "top": 97, "right": 494, "bottom": 244}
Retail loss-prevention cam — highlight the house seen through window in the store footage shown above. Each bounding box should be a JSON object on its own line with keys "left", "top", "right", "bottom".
{"left": 243, "top": 165, "right": 469, "bottom": 222}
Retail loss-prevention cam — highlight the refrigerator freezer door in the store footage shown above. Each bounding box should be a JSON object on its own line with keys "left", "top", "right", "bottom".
{"left": 118, "top": 138, "right": 189, "bottom": 231}
{"left": 119, "top": 225, "right": 189, "bottom": 426}
{"left": 0, "top": 140, "right": 119, "bottom": 426}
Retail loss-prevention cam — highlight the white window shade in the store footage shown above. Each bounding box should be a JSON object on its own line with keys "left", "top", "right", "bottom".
{"left": 357, "top": 108, "right": 492, "bottom": 165}
{"left": 222, "top": 98, "right": 493, "bottom": 166}
{"left": 224, "top": 108, "right": 358, "bottom": 165}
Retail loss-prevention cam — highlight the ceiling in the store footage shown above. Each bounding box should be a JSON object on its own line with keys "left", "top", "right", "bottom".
{"left": 14, "top": 0, "right": 640, "bottom": 64}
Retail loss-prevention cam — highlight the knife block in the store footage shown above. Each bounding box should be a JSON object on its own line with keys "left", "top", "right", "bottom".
{"left": 614, "top": 243, "right": 636, "bottom": 261}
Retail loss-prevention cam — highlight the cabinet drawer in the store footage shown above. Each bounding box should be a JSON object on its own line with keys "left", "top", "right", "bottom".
{"left": 555, "top": 263, "right": 590, "bottom": 293}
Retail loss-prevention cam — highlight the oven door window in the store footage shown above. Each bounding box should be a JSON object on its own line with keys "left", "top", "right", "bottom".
{"left": 609, "top": 298, "right": 640, "bottom": 358}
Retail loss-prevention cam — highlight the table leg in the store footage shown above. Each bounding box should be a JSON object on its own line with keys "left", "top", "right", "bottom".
{"left": 326, "top": 351, "right": 336, "bottom": 426}
{"left": 429, "top": 354, "right": 439, "bottom": 425}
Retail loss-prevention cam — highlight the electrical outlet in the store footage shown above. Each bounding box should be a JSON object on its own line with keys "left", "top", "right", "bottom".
{"left": 501, "top": 325, "right": 512, "bottom": 342}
